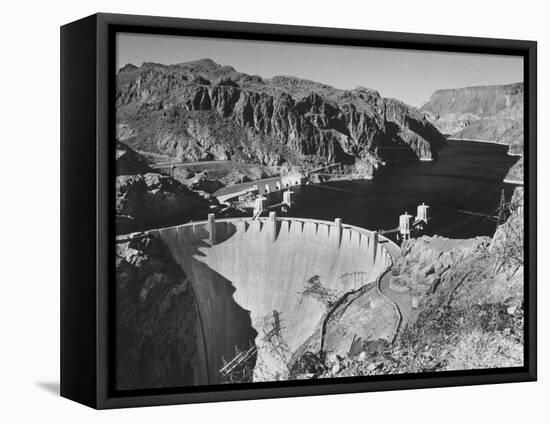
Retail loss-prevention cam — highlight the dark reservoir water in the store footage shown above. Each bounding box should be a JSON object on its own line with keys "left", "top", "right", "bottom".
{"left": 282, "top": 140, "right": 520, "bottom": 240}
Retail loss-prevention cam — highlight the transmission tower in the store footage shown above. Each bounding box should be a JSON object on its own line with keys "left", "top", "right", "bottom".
{"left": 496, "top": 189, "right": 510, "bottom": 227}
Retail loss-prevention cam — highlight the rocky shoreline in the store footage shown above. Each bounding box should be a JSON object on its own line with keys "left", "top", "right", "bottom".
{"left": 421, "top": 83, "right": 524, "bottom": 183}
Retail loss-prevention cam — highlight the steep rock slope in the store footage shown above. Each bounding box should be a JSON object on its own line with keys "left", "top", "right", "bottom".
{"left": 421, "top": 83, "right": 523, "bottom": 121}
{"left": 116, "top": 59, "right": 446, "bottom": 168}
{"left": 452, "top": 104, "right": 523, "bottom": 147}
{"left": 115, "top": 140, "right": 152, "bottom": 175}
{"left": 115, "top": 235, "right": 206, "bottom": 389}
{"left": 116, "top": 142, "right": 214, "bottom": 234}
{"left": 421, "top": 83, "right": 524, "bottom": 181}
{"left": 420, "top": 83, "right": 523, "bottom": 144}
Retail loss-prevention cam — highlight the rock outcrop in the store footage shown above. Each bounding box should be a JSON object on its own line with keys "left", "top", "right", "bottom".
{"left": 452, "top": 104, "right": 523, "bottom": 147}
{"left": 116, "top": 143, "right": 214, "bottom": 234}
{"left": 115, "top": 235, "right": 204, "bottom": 389}
{"left": 421, "top": 83, "right": 523, "bottom": 123}
{"left": 421, "top": 83, "right": 524, "bottom": 182}
{"left": 504, "top": 156, "right": 524, "bottom": 183}
{"left": 115, "top": 140, "right": 152, "bottom": 175}
{"left": 116, "top": 172, "right": 213, "bottom": 234}
{"left": 116, "top": 59, "right": 446, "bottom": 169}
{"left": 184, "top": 173, "right": 224, "bottom": 194}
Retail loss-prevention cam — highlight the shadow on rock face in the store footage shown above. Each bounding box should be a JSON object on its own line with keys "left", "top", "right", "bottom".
{"left": 115, "top": 230, "right": 257, "bottom": 390}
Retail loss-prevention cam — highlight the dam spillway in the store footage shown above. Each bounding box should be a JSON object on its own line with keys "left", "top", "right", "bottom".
{"left": 137, "top": 216, "right": 396, "bottom": 384}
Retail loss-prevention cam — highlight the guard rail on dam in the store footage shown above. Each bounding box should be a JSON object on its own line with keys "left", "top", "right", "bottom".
{"left": 118, "top": 215, "right": 398, "bottom": 383}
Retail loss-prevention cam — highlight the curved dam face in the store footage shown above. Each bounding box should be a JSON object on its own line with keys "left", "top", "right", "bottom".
{"left": 146, "top": 216, "right": 395, "bottom": 383}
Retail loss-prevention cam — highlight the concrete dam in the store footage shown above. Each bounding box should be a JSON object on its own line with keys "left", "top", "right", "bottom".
{"left": 136, "top": 215, "right": 396, "bottom": 384}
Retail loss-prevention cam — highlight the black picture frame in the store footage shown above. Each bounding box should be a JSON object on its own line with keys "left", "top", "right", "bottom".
{"left": 60, "top": 12, "right": 537, "bottom": 409}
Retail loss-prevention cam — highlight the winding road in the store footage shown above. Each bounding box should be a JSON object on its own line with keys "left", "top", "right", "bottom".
{"left": 375, "top": 240, "right": 415, "bottom": 342}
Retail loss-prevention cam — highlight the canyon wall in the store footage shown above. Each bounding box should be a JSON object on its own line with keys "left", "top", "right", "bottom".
{"left": 115, "top": 141, "right": 216, "bottom": 234}
{"left": 421, "top": 83, "right": 524, "bottom": 182}
{"left": 116, "top": 59, "right": 446, "bottom": 168}
{"left": 115, "top": 236, "right": 208, "bottom": 389}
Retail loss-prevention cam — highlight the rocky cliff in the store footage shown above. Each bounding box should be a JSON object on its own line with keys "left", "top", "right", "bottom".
{"left": 421, "top": 83, "right": 523, "bottom": 121}
{"left": 115, "top": 140, "right": 152, "bottom": 175}
{"left": 421, "top": 83, "right": 524, "bottom": 181}
{"left": 115, "top": 235, "right": 205, "bottom": 389}
{"left": 116, "top": 59, "right": 446, "bottom": 168}
{"left": 116, "top": 142, "right": 215, "bottom": 234}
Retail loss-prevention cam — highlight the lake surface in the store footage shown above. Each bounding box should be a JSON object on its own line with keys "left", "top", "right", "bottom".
{"left": 281, "top": 140, "right": 519, "bottom": 240}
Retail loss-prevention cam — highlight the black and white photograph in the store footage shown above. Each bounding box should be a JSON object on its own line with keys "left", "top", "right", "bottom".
{"left": 2, "top": 0, "right": 547, "bottom": 419}
{"left": 114, "top": 32, "right": 526, "bottom": 390}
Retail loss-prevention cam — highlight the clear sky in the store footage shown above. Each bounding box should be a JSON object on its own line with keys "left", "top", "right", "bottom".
{"left": 117, "top": 33, "right": 523, "bottom": 107}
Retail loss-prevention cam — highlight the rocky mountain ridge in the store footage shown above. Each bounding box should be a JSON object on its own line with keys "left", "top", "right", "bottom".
{"left": 421, "top": 83, "right": 523, "bottom": 118}
{"left": 420, "top": 82, "right": 523, "bottom": 143}
{"left": 116, "top": 59, "right": 446, "bottom": 169}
